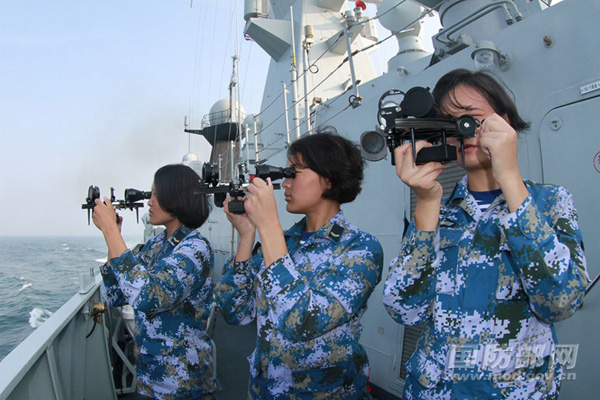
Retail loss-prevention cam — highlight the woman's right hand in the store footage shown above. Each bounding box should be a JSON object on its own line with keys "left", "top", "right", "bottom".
{"left": 224, "top": 197, "right": 257, "bottom": 262}
{"left": 93, "top": 197, "right": 120, "bottom": 234}
{"left": 393, "top": 141, "right": 449, "bottom": 202}
{"left": 92, "top": 197, "right": 127, "bottom": 259}
{"left": 393, "top": 141, "right": 449, "bottom": 231}
{"left": 224, "top": 197, "right": 256, "bottom": 238}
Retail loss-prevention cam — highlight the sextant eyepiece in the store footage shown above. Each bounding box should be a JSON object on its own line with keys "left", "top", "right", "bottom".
{"left": 255, "top": 165, "right": 296, "bottom": 181}
{"left": 124, "top": 189, "right": 151, "bottom": 203}
{"left": 455, "top": 115, "right": 477, "bottom": 137}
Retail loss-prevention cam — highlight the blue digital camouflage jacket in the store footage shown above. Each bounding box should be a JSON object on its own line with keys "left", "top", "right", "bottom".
{"left": 101, "top": 226, "right": 216, "bottom": 399}
{"left": 215, "top": 211, "right": 384, "bottom": 399}
{"left": 383, "top": 177, "right": 588, "bottom": 400}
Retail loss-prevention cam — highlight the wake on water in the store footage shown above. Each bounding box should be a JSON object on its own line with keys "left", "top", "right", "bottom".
{"left": 0, "top": 235, "right": 142, "bottom": 361}
{"left": 18, "top": 277, "right": 33, "bottom": 292}
{"left": 16, "top": 278, "right": 50, "bottom": 328}
{"left": 28, "top": 307, "right": 54, "bottom": 328}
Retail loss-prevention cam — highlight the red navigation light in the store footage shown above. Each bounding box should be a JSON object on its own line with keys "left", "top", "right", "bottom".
{"left": 355, "top": 1, "right": 367, "bottom": 10}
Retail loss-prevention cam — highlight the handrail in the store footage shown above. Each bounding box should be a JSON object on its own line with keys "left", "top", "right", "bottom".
{"left": 0, "top": 276, "right": 116, "bottom": 400}
{"left": 585, "top": 273, "right": 600, "bottom": 296}
{"left": 434, "top": 0, "right": 523, "bottom": 45}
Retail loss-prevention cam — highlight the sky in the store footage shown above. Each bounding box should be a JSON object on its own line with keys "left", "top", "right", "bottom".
{"left": 0, "top": 0, "right": 272, "bottom": 237}
{"left": 0, "top": 0, "right": 440, "bottom": 238}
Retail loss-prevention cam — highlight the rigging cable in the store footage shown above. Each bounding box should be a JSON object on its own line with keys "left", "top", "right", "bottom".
{"left": 188, "top": 3, "right": 208, "bottom": 152}
{"left": 288, "top": 2, "right": 444, "bottom": 112}
{"left": 188, "top": 1, "right": 219, "bottom": 158}
{"left": 208, "top": 4, "right": 219, "bottom": 114}
{"left": 253, "top": 1, "right": 445, "bottom": 142}
{"left": 289, "top": 0, "right": 429, "bottom": 89}
{"left": 85, "top": 321, "right": 97, "bottom": 339}
{"left": 240, "top": 41, "right": 253, "bottom": 104}
{"left": 318, "top": 104, "right": 353, "bottom": 127}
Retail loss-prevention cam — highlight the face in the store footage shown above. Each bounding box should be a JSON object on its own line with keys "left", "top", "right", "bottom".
{"left": 148, "top": 183, "right": 178, "bottom": 227}
{"left": 442, "top": 85, "right": 505, "bottom": 171}
{"left": 281, "top": 155, "right": 331, "bottom": 215}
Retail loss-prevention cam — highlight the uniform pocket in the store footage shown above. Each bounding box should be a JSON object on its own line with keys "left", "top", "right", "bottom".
{"left": 491, "top": 354, "right": 554, "bottom": 396}
{"left": 292, "top": 365, "right": 343, "bottom": 392}
{"left": 405, "top": 349, "right": 444, "bottom": 389}
{"left": 291, "top": 361, "right": 355, "bottom": 393}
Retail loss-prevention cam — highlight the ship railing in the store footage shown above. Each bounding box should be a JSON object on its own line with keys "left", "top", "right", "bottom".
{"left": 200, "top": 110, "right": 247, "bottom": 130}
{"left": 0, "top": 275, "right": 118, "bottom": 400}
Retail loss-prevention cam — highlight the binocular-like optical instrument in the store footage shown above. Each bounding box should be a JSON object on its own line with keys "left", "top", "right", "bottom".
{"left": 360, "top": 86, "right": 477, "bottom": 165}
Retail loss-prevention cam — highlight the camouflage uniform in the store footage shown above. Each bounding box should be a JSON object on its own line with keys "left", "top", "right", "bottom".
{"left": 215, "top": 211, "right": 383, "bottom": 399}
{"left": 383, "top": 177, "right": 588, "bottom": 400}
{"left": 101, "top": 226, "right": 216, "bottom": 399}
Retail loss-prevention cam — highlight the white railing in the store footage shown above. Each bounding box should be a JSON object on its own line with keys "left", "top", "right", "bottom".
{"left": 0, "top": 276, "right": 116, "bottom": 400}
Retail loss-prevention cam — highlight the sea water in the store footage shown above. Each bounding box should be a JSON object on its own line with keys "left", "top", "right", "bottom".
{"left": 0, "top": 235, "right": 142, "bottom": 361}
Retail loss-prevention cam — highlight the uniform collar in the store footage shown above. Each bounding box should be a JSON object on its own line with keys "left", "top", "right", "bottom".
{"left": 285, "top": 211, "right": 348, "bottom": 243}
{"left": 446, "top": 175, "right": 470, "bottom": 205}
{"left": 167, "top": 225, "right": 192, "bottom": 246}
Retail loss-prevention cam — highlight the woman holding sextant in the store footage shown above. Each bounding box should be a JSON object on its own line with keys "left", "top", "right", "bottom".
{"left": 383, "top": 69, "right": 588, "bottom": 399}
{"left": 92, "top": 164, "right": 216, "bottom": 400}
{"left": 216, "top": 130, "right": 384, "bottom": 399}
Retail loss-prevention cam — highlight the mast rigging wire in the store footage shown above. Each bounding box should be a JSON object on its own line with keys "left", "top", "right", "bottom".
{"left": 192, "top": 1, "right": 445, "bottom": 158}
{"left": 256, "top": 1, "right": 444, "bottom": 131}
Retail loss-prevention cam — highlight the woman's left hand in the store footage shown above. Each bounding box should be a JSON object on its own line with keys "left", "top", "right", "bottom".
{"left": 244, "top": 177, "right": 287, "bottom": 267}
{"left": 243, "top": 177, "right": 280, "bottom": 233}
{"left": 478, "top": 113, "right": 521, "bottom": 185}
{"left": 92, "top": 197, "right": 121, "bottom": 234}
{"left": 478, "top": 113, "right": 529, "bottom": 212}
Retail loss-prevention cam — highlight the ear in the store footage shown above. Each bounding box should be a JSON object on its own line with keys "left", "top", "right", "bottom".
{"left": 321, "top": 176, "right": 332, "bottom": 190}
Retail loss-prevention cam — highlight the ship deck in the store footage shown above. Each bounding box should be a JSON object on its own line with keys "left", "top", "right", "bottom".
{"left": 212, "top": 313, "right": 256, "bottom": 399}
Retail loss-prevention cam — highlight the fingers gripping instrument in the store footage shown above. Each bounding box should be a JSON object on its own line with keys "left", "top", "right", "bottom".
{"left": 195, "top": 163, "right": 296, "bottom": 214}
{"left": 82, "top": 186, "right": 150, "bottom": 225}
{"left": 360, "top": 86, "right": 477, "bottom": 165}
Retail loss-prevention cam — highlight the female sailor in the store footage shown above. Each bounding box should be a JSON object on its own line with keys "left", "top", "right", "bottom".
{"left": 93, "top": 164, "right": 216, "bottom": 399}
{"left": 383, "top": 69, "right": 588, "bottom": 399}
{"left": 216, "top": 131, "right": 384, "bottom": 399}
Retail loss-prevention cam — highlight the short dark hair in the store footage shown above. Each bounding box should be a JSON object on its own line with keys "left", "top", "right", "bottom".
{"left": 153, "top": 164, "right": 211, "bottom": 229}
{"left": 432, "top": 68, "right": 530, "bottom": 132}
{"left": 287, "top": 128, "right": 364, "bottom": 204}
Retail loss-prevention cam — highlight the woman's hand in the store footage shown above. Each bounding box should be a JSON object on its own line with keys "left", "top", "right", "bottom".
{"left": 92, "top": 197, "right": 127, "bottom": 260}
{"left": 477, "top": 114, "right": 521, "bottom": 185}
{"left": 224, "top": 196, "right": 255, "bottom": 238}
{"left": 394, "top": 141, "right": 449, "bottom": 202}
{"left": 92, "top": 197, "right": 121, "bottom": 234}
{"left": 243, "top": 178, "right": 281, "bottom": 234}
{"left": 393, "top": 141, "right": 449, "bottom": 231}
{"left": 223, "top": 181, "right": 285, "bottom": 264}
{"left": 478, "top": 114, "right": 528, "bottom": 212}
{"left": 243, "top": 177, "right": 287, "bottom": 266}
